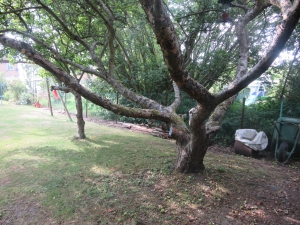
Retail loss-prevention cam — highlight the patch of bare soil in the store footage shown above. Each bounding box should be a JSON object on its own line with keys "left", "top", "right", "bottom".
{"left": 207, "top": 146, "right": 300, "bottom": 225}
{"left": 0, "top": 196, "right": 55, "bottom": 225}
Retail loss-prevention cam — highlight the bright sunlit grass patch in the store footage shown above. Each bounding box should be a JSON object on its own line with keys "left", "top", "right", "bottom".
{"left": 90, "top": 165, "right": 111, "bottom": 175}
{"left": 5, "top": 153, "right": 49, "bottom": 163}
{"left": 0, "top": 102, "right": 178, "bottom": 222}
{"left": 0, "top": 102, "right": 294, "bottom": 225}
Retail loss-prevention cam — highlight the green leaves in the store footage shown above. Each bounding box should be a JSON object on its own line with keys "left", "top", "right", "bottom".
{"left": 7, "top": 78, "right": 26, "bottom": 101}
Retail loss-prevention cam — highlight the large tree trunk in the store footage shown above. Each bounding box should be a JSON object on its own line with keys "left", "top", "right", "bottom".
{"left": 74, "top": 92, "right": 86, "bottom": 139}
{"left": 175, "top": 125, "right": 207, "bottom": 173}
{"left": 176, "top": 97, "right": 237, "bottom": 173}
{"left": 173, "top": 106, "right": 212, "bottom": 173}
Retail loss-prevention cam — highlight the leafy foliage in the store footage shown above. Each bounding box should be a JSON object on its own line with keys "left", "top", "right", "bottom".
{"left": 6, "top": 79, "right": 26, "bottom": 101}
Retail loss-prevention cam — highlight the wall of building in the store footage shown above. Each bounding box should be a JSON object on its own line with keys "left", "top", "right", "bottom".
{"left": 0, "top": 61, "right": 19, "bottom": 80}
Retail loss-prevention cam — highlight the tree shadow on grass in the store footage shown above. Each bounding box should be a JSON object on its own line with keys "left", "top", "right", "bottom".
{"left": 1, "top": 141, "right": 300, "bottom": 224}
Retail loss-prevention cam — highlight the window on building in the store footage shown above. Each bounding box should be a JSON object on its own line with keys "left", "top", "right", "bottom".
{"left": 6, "top": 63, "right": 14, "bottom": 70}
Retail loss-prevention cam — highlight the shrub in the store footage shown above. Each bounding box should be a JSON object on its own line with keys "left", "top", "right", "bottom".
{"left": 7, "top": 79, "right": 26, "bottom": 101}
{"left": 3, "top": 91, "right": 11, "bottom": 101}
{"left": 19, "top": 92, "right": 33, "bottom": 105}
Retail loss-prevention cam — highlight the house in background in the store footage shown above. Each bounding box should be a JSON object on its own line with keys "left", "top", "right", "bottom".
{"left": 0, "top": 57, "right": 21, "bottom": 101}
{"left": 245, "top": 80, "right": 266, "bottom": 105}
{"left": 0, "top": 57, "right": 20, "bottom": 81}
{"left": 0, "top": 57, "right": 42, "bottom": 102}
{"left": 237, "top": 74, "right": 273, "bottom": 105}
{"left": 20, "top": 63, "right": 43, "bottom": 102}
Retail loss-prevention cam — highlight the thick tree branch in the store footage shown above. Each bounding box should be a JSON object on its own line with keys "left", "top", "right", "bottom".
{"left": 233, "top": 1, "right": 270, "bottom": 83}
{"left": 139, "top": 0, "right": 215, "bottom": 108}
{"left": 86, "top": 0, "right": 116, "bottom": 78}
{"left": 51, "top": 85, "right": 71, "bottom": 93}
{"left": 0, "top": 35, "right": 178, "bottom": 123}
{"left": 0, "top": 29, "right": 162, "bottom": 111}
{"left": 206, "top": 95, "right": 237, "bottom": 139}
{"left": 0, "top": 35, "right": 173, "bottom": 121}
{"left": 169, "top": 81, "right": 181, "bottom": 111}
{"left": 269, "top": 0, "right": 293, "bottom": 18}
{"left": 0, "top": 29, "right": 64, "bottom": 57}
{"left": 215, "top": 0, "right": 300, "bottom": 104}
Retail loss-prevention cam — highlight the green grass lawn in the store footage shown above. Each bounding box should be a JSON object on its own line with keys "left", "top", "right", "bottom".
{"left": 0, "top": 102, "right": 177, "bottom": 224}
{"left": 0, "top": 101, "right": 298, "bottom": 225}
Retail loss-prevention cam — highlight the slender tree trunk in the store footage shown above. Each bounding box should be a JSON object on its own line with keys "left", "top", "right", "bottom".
{"left": 73, "top": 92, "right": 86, "bottom": 139}
{"left": 56, "top": 90, "right": 73, "bottom": 122}
{"left": 45, "top": 77, "right": 53, "bottom": 116}
{"left": 51, "top": 85, "right": 86, "bottom": 139}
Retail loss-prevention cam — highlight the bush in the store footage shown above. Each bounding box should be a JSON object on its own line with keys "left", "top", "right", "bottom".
{"left": 7, "top": 79, "right": 26, "bottom": 101}
{"left": 19, "top": 92, "right": 33, "bottom": 105}
{"left": 3, "top": 91, "right": 11, "bottom": 101}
